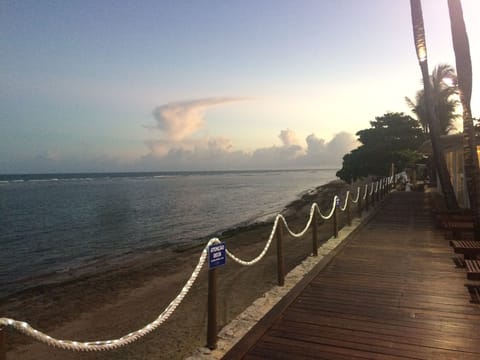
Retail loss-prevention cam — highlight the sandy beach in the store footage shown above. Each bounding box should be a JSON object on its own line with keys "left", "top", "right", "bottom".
{"left": 1, "top": 179, "right": 356, "bottom": 359}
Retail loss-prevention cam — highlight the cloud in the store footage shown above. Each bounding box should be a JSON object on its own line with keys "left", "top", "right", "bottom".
{"left": 1, "top": 130, "right": 358, "bottom": 173}
{"left": 279, "top": 128, "right": 299, "bottom": 147}
{"left": 151, "top": 97, "right": 247, "bottom": 141}
{"left": 304, "top": 131, "right": 358, "bottom": 160}
{"left": 140, "top": 129, "right": 357, "bottom": 171}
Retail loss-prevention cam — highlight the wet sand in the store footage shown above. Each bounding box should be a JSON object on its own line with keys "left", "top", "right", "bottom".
{"left": 1, "top": 179, "right": 356, "bottom": 359}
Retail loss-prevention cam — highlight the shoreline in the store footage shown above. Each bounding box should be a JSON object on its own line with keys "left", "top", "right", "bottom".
{"left": 0, "top": 178, "right": 334, "bottom": 302}
{"left": 1, "top": 178, "right": 356, "bottom": 359}
{"left": 0, "top": 174, "right": 334, "bottom": 302}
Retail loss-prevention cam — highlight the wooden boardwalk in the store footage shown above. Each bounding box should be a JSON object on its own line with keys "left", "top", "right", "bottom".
{"left": 223, "top": 191, "right": 480, "bottom": 360}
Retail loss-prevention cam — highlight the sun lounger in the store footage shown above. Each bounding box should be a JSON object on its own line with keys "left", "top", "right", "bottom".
{"left": 450, "top": 240, "right": 480, "bottom": 260}
{"left": 465, "top": 260, "right": 480, "bottom": 280}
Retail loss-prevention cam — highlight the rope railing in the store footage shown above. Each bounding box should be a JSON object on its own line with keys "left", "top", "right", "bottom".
{"left": 340, "top": 191, "right": 350, "bottom": 211}
{"left": 318, "top": 196, "right": 338, "bottom": 220}
{"left": 0, "top": 176, "right": 394, "bottom": 356}
{"left": 351, "top": 187, "right": 361, "bottom": 204}
{"left": 0, "top": 237, "right": 221, "bottom": 352}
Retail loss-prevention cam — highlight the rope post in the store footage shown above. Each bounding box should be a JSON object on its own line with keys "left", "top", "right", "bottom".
{"left": 206, "top": 268, "right": 218, "bottom": 350}
{"left": 0, "top": 327, "right": 6, "bottom": 360}
{"left": 312, "top": 210, "right": 318, "bottom": 256}
{"left": 333, "top": 202, "right": 339, "bottom": 238}
{"left": 276, "top": 222, "right": 285, "bottom": 286}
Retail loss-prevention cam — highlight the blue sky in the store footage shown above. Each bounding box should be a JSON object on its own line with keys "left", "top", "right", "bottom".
{"left": 1, "top": 0, "right": 479, "bottom": 173}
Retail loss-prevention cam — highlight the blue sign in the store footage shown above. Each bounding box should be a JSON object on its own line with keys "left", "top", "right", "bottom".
{"left": 208, "top": 243, "right": 226, "bottom": 269}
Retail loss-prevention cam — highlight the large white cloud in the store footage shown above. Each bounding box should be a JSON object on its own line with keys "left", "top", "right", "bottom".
{"left": 151, "top": 97, "right": 247, "bottom": 141}
{"left": 279, "top": 128, "right": 300, "bottom": 147}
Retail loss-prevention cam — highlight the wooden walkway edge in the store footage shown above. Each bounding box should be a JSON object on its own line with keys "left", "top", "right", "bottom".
{"left": 222, "top": 191, "right": 480, "bottom": 360}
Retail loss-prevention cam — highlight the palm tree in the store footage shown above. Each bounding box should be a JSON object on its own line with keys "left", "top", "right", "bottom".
{"left": 410, "top": 0, "right": 459, "bottom": 210}
{"left": 405, "top": 64, "right": 460, "bottom": 134}
{"left": 448, "top": 0, "right": 480, "bottom": 236}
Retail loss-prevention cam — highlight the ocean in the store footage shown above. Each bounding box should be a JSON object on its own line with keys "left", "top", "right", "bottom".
{"left": 0, "top": 169, "right": 336, "bottom": 299}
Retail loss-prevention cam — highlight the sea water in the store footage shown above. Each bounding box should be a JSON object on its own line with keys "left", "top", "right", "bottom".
{"left": 0, "top": 169, "right": 336, "bottom": 298}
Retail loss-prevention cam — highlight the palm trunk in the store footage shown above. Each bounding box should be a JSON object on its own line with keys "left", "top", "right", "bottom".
{"left": 410, "top": 0, "right": 459, "bottom": 210}
{"left": 448, "top": 0, "right": 480, "bottom": 236}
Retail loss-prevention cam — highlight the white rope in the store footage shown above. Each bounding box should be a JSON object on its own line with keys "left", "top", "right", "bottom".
{"left": 282, "top": 203, "right": 318, "bottom": 238}
{"left": 351, "top": 187, "right": 360, "bottom": 204}
{"left": 318, "top": 195, "right": 338, "bottom": 220}
{"left": 0, "top": 238, "right": 220, "bottom": 352}
{"left": 226, "top": 201, "right": 322, "bottom": 266}
{"left": 362, "top": 184, "right": 368, "bottom": 200}
{"left": 339, "top": 191, "right": 350, "bottom": 211}
{"left": 225, "top": 215, "right": 279, "bottom": 266}
{"left": 369, "top": 183, "right": 374, "bottom": 196}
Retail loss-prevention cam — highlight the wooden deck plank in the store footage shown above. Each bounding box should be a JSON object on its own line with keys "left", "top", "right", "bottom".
{"left": 223, "top": 192, "right": 480, "bottom": 359}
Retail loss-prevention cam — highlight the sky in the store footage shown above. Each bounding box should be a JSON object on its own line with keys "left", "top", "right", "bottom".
{"left": 1, "top": 0, "right": 479, "bottom": 174}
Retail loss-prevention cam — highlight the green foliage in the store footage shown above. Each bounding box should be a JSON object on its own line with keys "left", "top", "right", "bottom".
{"left": 336, "top": 112, "right": 426, "bottom": 183}
{"left": 405, "top": 64, "right": 460, "bottom": 134}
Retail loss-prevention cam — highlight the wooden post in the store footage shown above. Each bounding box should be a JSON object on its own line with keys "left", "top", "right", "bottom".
{"left": 276, "top": 223, "right": 285, "bottom": 286}
{"left": 0, "top": 327, "right": 6, "bottom": 360}
{"left": 206, "top": 268, "right": 217, "bottom": 350}
{"left": 333, "top": 204, "right": 339, "bottom": 238}
{"left": 312, "top": 210, "right": 318, "bottom": 256}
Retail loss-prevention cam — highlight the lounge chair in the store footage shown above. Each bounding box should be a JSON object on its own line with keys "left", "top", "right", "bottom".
{"left": 450, "top": 240, "right": 480, "bottom": 260}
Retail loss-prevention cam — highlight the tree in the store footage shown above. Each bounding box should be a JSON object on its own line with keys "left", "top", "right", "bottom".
{"left": 410, "top": 0, "right": 459, "bottom": 210}
{"left": 405, "top": 63, "right": 460, "bottom": 134}
{"left": 448, "top": 0, "right": 480, "bottom": 235}
{"left": 336, "top": 112, "right": 425, "bottom": 183}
